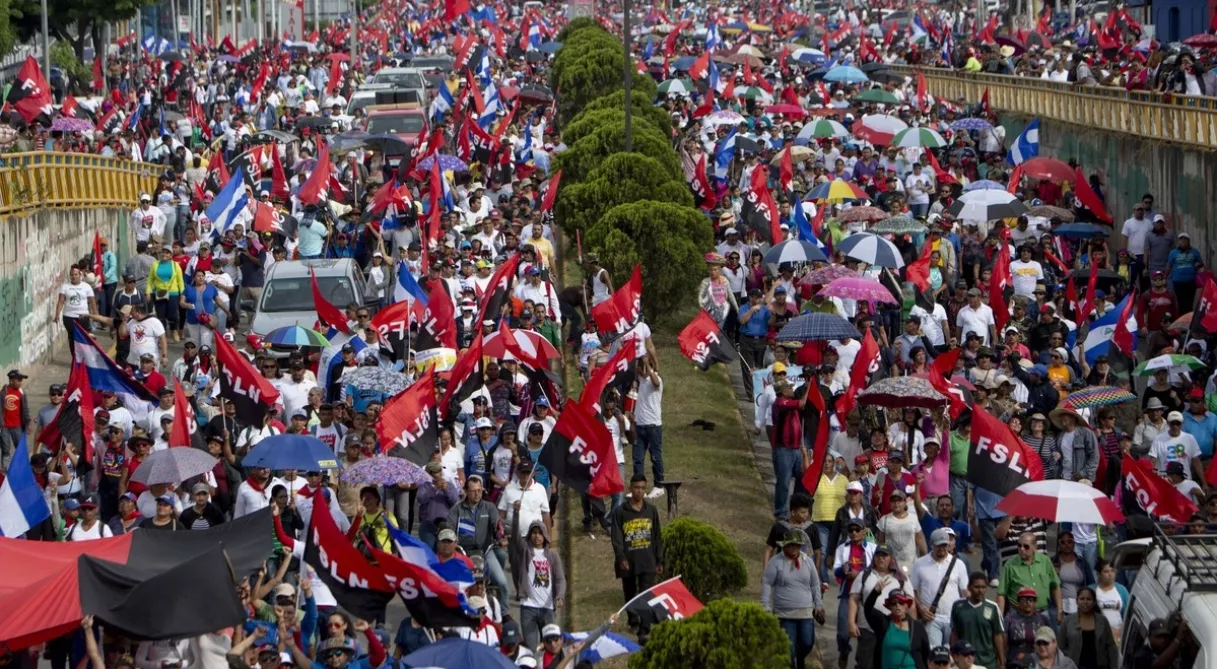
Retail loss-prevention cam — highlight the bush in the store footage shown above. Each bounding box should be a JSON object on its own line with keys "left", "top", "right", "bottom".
{"left": 555, "top": 16, "right": 600, "bottom": 43}
{"left": 628, "top": 599, "right": 790, "bottom": 669}
{"left": 562, "top": 106, "right": 670, "bottom": 146}
{"left": 586, "top": 201, "right": 713, "bottom": 324}
{"left": 579, "top": 89, "right": 673, "bottom": 138}
{"left": 551, "top": 34, "right": 622, "bottom": 88}
{"left": 553, "top": 120, "right": 679, "bottom": 184}
{"left": 553, "top": 47, "right": 656, "bottom": 125}
{"left": 554, "top": 152, "right": 692, "bottom": 239}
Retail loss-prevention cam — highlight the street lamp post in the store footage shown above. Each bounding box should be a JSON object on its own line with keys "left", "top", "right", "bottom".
{"left": 622, "top": 0, "right": 632, "bottom": 151}
{"left": 40, "top": 0, "right": 50, "bottom": 84}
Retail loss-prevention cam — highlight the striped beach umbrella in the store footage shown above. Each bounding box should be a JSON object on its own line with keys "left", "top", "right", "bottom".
{"left": 891, "top": 127, "right": 948, "bottom": 148}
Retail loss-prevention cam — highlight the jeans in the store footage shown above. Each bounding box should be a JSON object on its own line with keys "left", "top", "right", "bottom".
{"left": 0, "top": 427, "right": 19, "bottom": 469}
{"left": 949, "top": 475, "right": 967, "bottom": 521}
{"left": 779, "top": 618, "right": 815, "bottom": 669}
{"left": 926, "top": 617, "right": 951, "bottom": 647}
{"left": 390, "top": 486, "right": 417, "bottom": 534}
{"left": 909, "top": 202, "right": 930, "bottom": 218}
{"left": 772, "top": 447, "right": 803, "bottom": 519}
{"left": 979, "top": 517, "right": 1000, "bottom": 581}
{"left": 100, "top": 283, "right": 117, "bottom": 318}
{"left": 1078, "top": 541, "right": 1099, "bottom": 574}
{"left": 1172, "top": 279, "right": 1197, "bottom": 315}
{"left": 418, "top": 520, "right": 438, "bottom": 552}
{"left": 814, "top": 521, "right": 833, "bottom": 581}
{"left": 483, "top": 546, "right": 511, "bottom": 600}
{"left": 184, "top": 323, "right": 215, "bottom": 349}
{"left": 154, "top": 297, "right": 179, "bottom": 331}
{"left": 739, "top": 334, "right": 768, "bottom": 395}
{"left": 622, "top": 571, "right": 658, "bottom": 628}
{"left": 519, "top": 605, "right": 555, "bottom": 650}
{"left": 633, "top": 425, "right": 664, "bottom": 485}
{"left": 855, "top": 629, "right": 876, "bottom": 669}
{"left": 837, "top": 586, "right": 853, "bottom": 658}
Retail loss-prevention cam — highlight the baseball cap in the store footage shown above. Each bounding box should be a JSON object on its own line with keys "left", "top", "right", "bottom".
{"left": 846, "top": 517, "right": 866, "bottom": 529}
{"left": 772, "top": 362, "right": 788, "bottom": 374}
{"left": 930, "top": 527, "right": 953, "bottom": 546}
{"left": 1168, "top": 411, "right": 1185, "bottom": 424}
{"left": 1017, "top": 586, "right": 1038, "bottom": 599}
{"left": 929, "top": 647, "right": 951, "bottom": 664}
{"left": 156, "top": 495, "right": 176, "bottom": 506}
{"left": 1148, "top": 618, "right": 1172, "bottom": 637}
{"left": 846, "top": 481, "right": 864, "bottom": 493}
{"left": 950, "top": 640, "right": 975, "bottom": 655}
{"left": 501, "top": 620, "right": 522, "bottom": 645}
{"left": 6, "top": 370, "right": 26, "bottom": 379}
{"left": 273, "top": 583, "right": 296, "bottom": 599}
{"left": 854, "top": 454, "right": 870, "bottom": 464}
{"left": 541, "top": 624, "right": 562, "bottom": 640}
{"left": 874, "top": 543, "right": 892, "bottom": 554}
{"left": 191, "top": 482, "right": 210, "bottom": 495}
{"left": 475, "top": 417, "right": 494, "bottom": 429}
{"left": 437, "top": 528, "right": 457, "bottom": 543}
{"left": 64, "top": 498, "right": 81, "bottom": 511}
{"left": 1189, "top": 388, "right": 1205, "bottom": 399}
{"left": 1035, "top": 626, "right": 1056, "bottom": 643}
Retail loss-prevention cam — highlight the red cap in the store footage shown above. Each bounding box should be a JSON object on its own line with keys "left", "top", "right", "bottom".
{"left": 1017, "top": 587, "right": 1038, "bottom": 598}
{"left": 1189, "top": 388, "right": 1205, "bottom": 399}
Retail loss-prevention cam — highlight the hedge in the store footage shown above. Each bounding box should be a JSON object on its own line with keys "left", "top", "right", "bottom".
{"left": 554, "top": 152, "right": 692, "bottom": 239}
{"left": 628, "top": 599, "right": 790, "bottom": 669}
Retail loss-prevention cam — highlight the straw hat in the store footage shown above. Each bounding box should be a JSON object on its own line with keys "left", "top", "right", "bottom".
{"left": 1049, "top": 405, "right": 1088, "bottom": 430}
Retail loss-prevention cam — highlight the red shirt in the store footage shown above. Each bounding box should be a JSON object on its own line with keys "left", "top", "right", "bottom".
{"left": 140, "top": 370, "right": 167, "bottom": 397}
{"left": 126, "top": 456, "right": 148, "bottom": 496}
{"left": 872, "top": 470, "right": 917, "bottom": 515}
{"left": 2, "top": 387, "right": 22, "bottom": 429}
{"left": 772, "top": 397, "right": 803, "bottom": 449}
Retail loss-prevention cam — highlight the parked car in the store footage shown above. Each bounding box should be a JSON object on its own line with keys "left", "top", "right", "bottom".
{"left": 249, "top": 259, "right": 366, "bottom": 336}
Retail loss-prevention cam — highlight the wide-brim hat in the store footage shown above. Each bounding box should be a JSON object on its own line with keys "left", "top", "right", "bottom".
{"left": 1049, "top": 405, "right": 1088, "bottom": 430}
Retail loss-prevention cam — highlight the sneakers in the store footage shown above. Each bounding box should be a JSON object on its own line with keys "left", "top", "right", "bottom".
{"left": 989, "top": 578, "right": 999, "bottom": 588}
{"left": 646, "top": 487, "right": 665, "bottom": 500}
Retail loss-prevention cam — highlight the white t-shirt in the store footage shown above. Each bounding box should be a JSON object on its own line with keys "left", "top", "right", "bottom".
{"left": 520, "top": 547, "right": 555, "bottom": 609}
{"left": 497, "top": 480, "right": 550, "bottom": 537}
{"left": 1174, "top": 478, "right": 1203, "bottom": 502}
{"left": 60, "top": 282, "right": 95, "bottom": 318}
{"left": 617, "top": 322, "right": 652, "bottom": 359}
{"left": 127, "top": 317, "right": 167, "bottom": 365}
{"left": 955, "top": 304, "right": 996, "bottom": 346}
{"left": 442, "top": 447, "right": 465, "bottom": 482}
{"left": 313, "top": 423, "right": 345, "bottom": 456}
{"left": 904, "top": 172, "right": 933, "bottom": 205}
{"left": 910, "top": 304, "right": 946, "bottom": 347}
{"left": 877, "top": 512, "right": 923, "bottom": 573}
{"left": 909, "top": 552, "right": 969, "bottom": 622}
{"left": 1095, "top": 584, "right": 1124, "bottom": 635}
{"left": 1009, "top": 260, "right": 1045, "bottom": 298}
{"left": 635, "top": 376, "right": 663, "bottom": 426}
{"left": 1122, "top": 216, "right": 1153, "bottom": 255}
{"left": 67, "top": 520, "right": 114, "bottom": 541}
{"left": 278, "top": 379, "right": 317, "bottom": 421}
{"left": 1150, "top": 431, "right": 1201, "bottom": 480}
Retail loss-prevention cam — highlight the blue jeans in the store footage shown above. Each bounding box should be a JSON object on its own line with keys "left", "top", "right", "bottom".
{"left": 1078, "top": 541, "right": 1099, "bottom": 575}
{"left": 633, "top": 425, "right": 665, "bottom": 485}
{"left": 814, "top": 521, "right": 832, "bottom": 582}
{"left": 418, "top": 520, "right": 438, "bottom": 552}
{"left": 779, "top": 618, "right": 815, "bottom": 669}
{"left": 772, "top": 448, "right": 803, "bottom": 519}
{"left": 607, "top": 464, "right": 626, "bottom": 519}
{"left": 909, "top": 202, "right": 930, "bottom": 218}
{"left": 926, "top": 617, "right": 951, "bottom": 647}
{"left": 483, "top": 545, "right": 510, "bottom": 600}
{"left": 949, "top": 475, "right": 968, "bottom": 521}
{"left": 979, "top": 517, "right": 1000, "bottom": 581}
{"left": 837, "top": 586, "right": 853, "bottom": 658}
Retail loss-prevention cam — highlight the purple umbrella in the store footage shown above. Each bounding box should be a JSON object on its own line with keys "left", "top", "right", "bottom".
{"left": 51, "top": 117, "right": 93, "bottom": 133}
{"left": 950, "top": 117, "right": 993, "bottom": 132}
{"left": 416, "top": 154, "right": 470, "bottom": 172}
{"left": 339, "top": 456, "right": 431, "bottom": 486}
{"left": 217, "top": 54, "right": 240, "bottom": 63}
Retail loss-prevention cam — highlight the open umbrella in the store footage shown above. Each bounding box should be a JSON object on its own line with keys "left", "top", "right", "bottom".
{"left": 796, "top": 119, "right": 849, "bottom": 141}
{"left": 765, "top": 239, "right": 828, "bottom": 265}
{"left": 996, "top": 480, "right": 1124, "bottom": 524}
{"left": 264, "top": 325, "right": 331, "bottom": 348}
{"left": 891, "top": 127, "right": 947, "bottom": 148}
{"left": 250, "top": 129, "right": 299, "bottom": 145}
{"left": 417, "top": 154, "right": 469, "bottom": 172}
{"left": 243, "top": 435, "right": 341, "bottom": 471}
{"left": 1065, "top": 268, "right": 1124, "bottom": 289}
{"left": 790, "top": 47, "right": 827, "bottom": 65}
{"left": 964, "top": 180, "right": 1007, "bottom": 192}
{"left": 764, "top": 103, "right": 806, "bottom": 118}
{"left": 776, "top": 313, "right": 861, "bottom": 342}
{"left": 801, "top": 264, "right": 857, "bottom": 285}
{"left": 340, "top": 457, "right": 430, "bottom": 486}
{"left": 769, "top": 146, "right": 815, "bottom": 164}
{"left": 518, "top": 85, "right": 554, "bottom": 103}
{"left": 130, "top": 448, "right": 219, "bottom": 486}
{"left": 852, "top": 114, "right": 908, "bottom": 145}
{"left": 818, "top": 276, "right": 899, "bottom": 303}
{"left": 857, "top": 376, "right": 948, "bottom": 409}
{"left": 537, "top": 41, "right": 563, "bottom": 54}
{"left": 402, "top": 637, "right": 517, "bottom": 669}
{"left": 1027, "top": 205, "right": 1075, "bottom": 221}
{"left": 483, "top": 329, "right": 562, "bottom": 361}
{"left": 339, "top": 366, "right": 412, "bottom": 396}
{"left": 871, "top": 216, "right": 925, "bottom": 235}
{"left": 51, "top": 118, "right": 93, "bottom": 133}
{"left": 657, "top": 78, "right": 695, "bottom": 96}
{"left": 947, "top": 192, "right": 1028, "bottom": 221}
{"left": 1062, "top": 386, "right": 1137, "bottom": 409}
{"left": 805, "top": 179, "right": 867, "bottom": 203}
{"left": 1134, "top": 354, "right": 1206, "bottom": 377}
{"left": 361, "top": 134, "right": 412, "bottom": 155}
{"left": 1055, "top": 223, "right": 1110, "bottom": 239}
{"left": 1020, "top": 157, "right": 1076, "bottom": 182}
{"left": 837, "top": 206, "right": 888, "bottom": 223}
{"left": 854, "top": 89, "right": 900, "bottom": 105}
{"left": 836, "top": 232, "right": 905, "bottom": 268}
{"left": 824, "top": 65, "right": 869, "bottom": 84}
{"left": 735, "top": 86, "right": 773, "bottom": 103}
{"left": 705, "top": 110, "right": 745, "bottom": 126}
{"left": 951, "top": 117, "right": 993, "bottom": 132}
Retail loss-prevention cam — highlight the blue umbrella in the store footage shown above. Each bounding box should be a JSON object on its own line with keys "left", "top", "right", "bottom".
{"left": 835, "top": 232, "right": 905, "bottom": 268}
{"left": 950, "top": 117, "right": 994, "bottom": 132}
{"left": 823, "top": 65, "right": 869, "bottom": 84}
{"left": 417, "top": 154, "right": 470, "bottom": 172}
{"left": 537, "top": 41, "right": 563, "bottom": 54}
{"left": 776, "top": 313, "right": 862, "bottom": 342}
{"left": 724, "top": 20, "right": 749, "bottom": 30}
{"left": 671, "top": 56, "right": 697, "bottom": 70}
{"left": 402, "top": 637, "right": 517, "bottom": 669}
{"left": 1055, "top": 223, "right": 1110, "bottom": 239}
{"left": 964, "top": 180, "right": 1006, "bottom": 192}
{"left": 243, "top": 435, "right": 341, "bottom": 471}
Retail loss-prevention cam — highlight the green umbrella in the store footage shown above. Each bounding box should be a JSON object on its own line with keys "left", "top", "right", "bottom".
{"left": 871, "top": 216, "right": 926, "bottom": 235}
{"left": 736, "top": 86, "right": 772, "bottom": 101}
{"left": 1133, "top": 354, "right": 1206, "bottom": 377}
{"left": 854, "top": 89, "right": 900, "bottom": 105}
{"left": 891, "top": 127, "right": 948, "bottom": 148}
{"left": 657, "top": 78, "right": 694, "bottom": 96}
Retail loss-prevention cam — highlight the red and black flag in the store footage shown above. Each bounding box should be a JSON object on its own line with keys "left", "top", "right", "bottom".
{"left": 580, "top": 345, "right": 635, "bottom": 413}
{"left": 475, "top": 253, "right": 520, "bottom": 325}
{"left": 5, "top": 56, "right": 53, "bottom": 124}
{"left": 214, "top": 334, "right": 280, "bottom": 426}
{"left": 624, "top": 576, "right": 705, "bottom": 625}
{"left": 369, "top": 297, "right": 426, "bottom": 362}
{"left": 590, "top": 265, "right": 643, "bottom": 337}
{"left": 168, "top": 378, "right": 206, "bottom": 450}
{"left": 677, "top": 310, "right": 735, "bottom": 371}
{"left": 37, "top": 360, "right": 95, "bottom": 462}
{"left": 204, "top": 151, "right": 230, "bottom": 194}
{"left": 310, "top": 267, "right": 353, "bottom": 335}
{"left": 376, "top": 369, "right": 439, "bottom": 463}
{"left": 538, "top": 400, "right": 624, "bottom": 497}
{"left": 440, "top": 333, "right": 484, "bottom": 420}
{"left": 968, "top": 408, "right": 1045, "bottom": 496}
{"left": 303, "top": 491, "right": 396, "bottom": 620}
{"left": 414, "top": 282, "right": 458, "bottom": 352}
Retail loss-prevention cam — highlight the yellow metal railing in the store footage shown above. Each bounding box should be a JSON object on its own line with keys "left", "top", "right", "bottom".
{"left": 0, "top": 152, "right": 163, "bottom": 217}
{"left": 887, "top": 65, "right": 1217, "bottom": 149}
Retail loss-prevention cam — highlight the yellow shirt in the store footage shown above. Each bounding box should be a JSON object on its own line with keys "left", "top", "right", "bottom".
{"left": 964, "top": 57, "right": 982, "bottom": 72}
{"left": 812, "top": 473, "right": 850, "bottom": 522}
{"left": 529, "top": 236, "right": 555, "bottom": 270}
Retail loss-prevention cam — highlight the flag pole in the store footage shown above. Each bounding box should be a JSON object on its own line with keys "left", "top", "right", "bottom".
{"left": 612, "top": 574, "right": 683, "bottom": 619}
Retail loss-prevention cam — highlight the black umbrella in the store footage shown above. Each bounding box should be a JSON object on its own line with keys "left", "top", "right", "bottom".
{"left": 1066, "top": 268, "right": 1126, "bottom": 289}
{"left": 524, "top": 51, "right": 548, "bottom": 63}
{"left": 735, "top": 136, "right": 764, "bottom": 154}
{"left": 860, "top": 62, "right": 887, "bottom": 73}
{"left": 360, "top": 133, "right": 411, "bottom": 155}
{"left": 251, "top": 129, "right": 298, "bottom": 145}
{"left": 159, "top": 51, "right": 185, "bottom": 62}
{"left": 518, "top": 85, "right": 554, "bottom": 103}
{"left": 295, "top": 116, "right": 336, "bottom": 130}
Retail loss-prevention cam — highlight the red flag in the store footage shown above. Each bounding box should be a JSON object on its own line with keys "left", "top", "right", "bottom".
{"left": 7, "top": 57, "right": 53, "bottom": 123}
{"left": 92, "top": 231, "right": 104, "bottom": 281}
{"left": 270, "top": 146, "right": 290, "bottom": 200}
{"left": 591, "top": 265, "right": 643, "bottom": 336}
{"left": 1078, "top": 262, "right": 1099, "bottom": 323}
{"left": 253, "top": 201, "right": 286, "bottom": 233}
{"left": 801, "top": 374, "right": 830, "bottom": 495}
{"left": 914, "top": 71, "right": 929, "bottom": 111}
{"left": 1072, "top": 166, "right": 1112, "bottom": 223}
{"left": 883, "top": 21, "right": 898, "bottom": 46}
{"left": 1065, "top": 274, "right": 1081, "bottom": 317}
{"left": 978, "top": 15, "right": 999, "bottom": 43}
{"left": 926, "top": 149, "right": 956, "bottom": 185}
{"left": 779, "top": 147, "right": 793, "bottom": 192}
{"left": 206, "top": 150, "right": 230, "bottom": 192}
{"left": 310, "top": 267, "right": 352, "bottom": 334}
{"left": 749, "top": 166, "right": 782, "bottom": 244}
{"left": 990, "top": 243, "right": 1011, "bottom": 333}
{"left": 688, "top": 52, "right": 710, "bottom": 81}
{"left": 1042, "top": 248, "right": 1069, "bottom": 274}
{"left": 439, "top": 333, "right": 483, "bottom": 421}
{"left": 677, "top": 310, "right": 736, "bottom": 371}
{"left": 836, "top": 329, "right": 879, "bottom": 419}
{"left": 1113, "top": 289, "right": 1138, "bottom": 357}
{"left": 979, "top": 88, "right": 991, "bottom": 116}
{"left": 475, "top": 253, "right": 520, "bottom": 326}
{"left": 691, "top": 154, "right": 717, "bottom": 211}
{"left": 1121, "top": 456, "right": 1196, "bottom": 521}
{"left": 61, "top": 95, "right": 80, "bottom": 118}
{"left": 326, "top": 57, "right": 342, "bottom": 96}
{"left": 538, "top": 399, "right": 624, "bottom": 497}
{"left": 579, "top": 345, "right": 634, "bottom": 412}
{"left": 298, "top": 145, "right": 332, "bottom": 205}
{"left": 624, "top": 577, "right": 704, "bottom": 621}
{"left": 168, "top": 378, "right": 203, "bottom": 449}
{"left": 37, "top": 361, "right": 95, "bottom": 463}
{"left": 1007, "top": 163, "right": 1024, "bottom": 195}
{"left": 969, "top": 408, "right": 1045, "bottom": 495}
{"left": 539, "top": 169, "right": 562, "bottom": 213}
{"left": 928, "top": 347, "right": 970, "bottom": 420}
{"left": 377, "top": 370, "right": 440, "bottom": 462}
{"left": 249, "top": 62, "right": 271, "bottom": 102}
{"left": 905, "top": 240, "right": 934, "bottom": 292}
{"left": 1195, "top": 279, "right": 1217, "bottom": 335}
{"left": 91, "top": 57, "right": 104, "bottom": 91}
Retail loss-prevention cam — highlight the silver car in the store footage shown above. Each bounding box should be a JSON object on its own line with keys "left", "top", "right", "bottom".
{"left": 249, "top": 259, "right": 367, "bottom": 336}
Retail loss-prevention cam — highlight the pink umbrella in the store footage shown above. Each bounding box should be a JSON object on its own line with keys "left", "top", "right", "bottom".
{"left": 482, "top": 328, "right": 562, "bottom": 361}
{"left": 912, "top": 372, "right": 976, "bottom": 391}
{"left": 764, "top": 103, "right": 806, "bottom": 118}
{"left": 817, "top": 276, "right": 898, "bottom": 303}
{"left": 996, "top": 480, "right": 1124, "bottom": 524}
{"left": 800, "top": 264, "right": 856, "bottom": 286}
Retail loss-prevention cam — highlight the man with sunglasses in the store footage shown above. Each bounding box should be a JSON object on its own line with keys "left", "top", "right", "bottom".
{"left": 34, "top": 383, "right": 65, "bottom": 445}
{"left": 1182, "top": 387, "right": 1217, "bottom": 462}
{"left": 996, "top": 532, "right": 1062, "bottom": 626}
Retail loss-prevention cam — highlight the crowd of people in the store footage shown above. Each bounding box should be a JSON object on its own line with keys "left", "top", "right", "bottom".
{"left": 1, "top": 0, "right": 1215, "bottom": 668}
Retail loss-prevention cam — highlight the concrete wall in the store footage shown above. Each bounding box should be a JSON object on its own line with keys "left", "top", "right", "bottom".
{"left": 0, "top": 208, "right": 130, "bottom": 370}
{"left": 1000, "top": 114, "right": 1217, "bottom": 268}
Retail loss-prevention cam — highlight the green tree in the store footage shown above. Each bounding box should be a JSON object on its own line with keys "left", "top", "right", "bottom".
{"left": 579, "top": 89, "right": 674, "bottom": 137}
{"left": 563, "top": 105, "right": 670, "bottom": 146}
{"left": 12, "top": 0, "right": 155, "bottom": 62}
{"left": 0, "top": 0, "right": 17, "bottom": 61}
{"left": 50, "top": 40, "right": 89, "bottom": 86}
{"left": 554, "top": 16, "right": 599, "bottom": 43}
{"left": 553, "top": 120, "right": 679, "bottom": 184}
{"left": 555, "top": 152, "right": 692, "bottom": 239}
{"left": 586, "top": 201, "right": 712, "bottom": 323}
{"left": 628, "top": 599, "right": 790, "bottom": 669}
{"left": 658, "top": 517, "right": 748, "bottom": 601}
{"left": 553, "top": 46, "right": 655, "bottom": 125}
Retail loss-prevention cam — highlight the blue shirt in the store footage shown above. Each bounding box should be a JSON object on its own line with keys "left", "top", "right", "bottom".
{"left": 968, "top": 483, "right": 1007, "bottom": 520}
{"left": 297, "top": 217, "right": 328, "bottom": 257}
{"left": 1168, "top": 247, "right": 1202, "bottom": 283}
{"left": 1183, "top": 410, "right": 1217, "bottom": 458}
{"left": 182, "top": 284, "right": 219, "bottom": 325}
{"left": 463, "top": 435, "right": 498, "bottom": 480}
{"left": 740, "top": 305, "right": 772, "bottom": 337}
{"left": 921, "top": 516, "right": 973, "bottom": 553}
{"left": 102, "top": 251, "right": 119, "bottom": 285}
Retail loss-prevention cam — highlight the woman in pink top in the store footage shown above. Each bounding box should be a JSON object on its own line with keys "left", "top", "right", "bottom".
{"left": 911, "top": 437, "right": 950, "bottom": 500}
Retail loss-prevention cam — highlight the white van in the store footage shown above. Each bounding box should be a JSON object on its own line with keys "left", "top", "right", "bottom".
{"left": 1109, "top": 527, "right": 1217, "bottom": 668}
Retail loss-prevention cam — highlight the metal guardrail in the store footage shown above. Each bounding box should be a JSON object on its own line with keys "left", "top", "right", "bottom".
{"left": 0, "top": 152, "right": 162, "bottom": 217}
{"left": 887, "top": 65, "right": 1217, "bottom": 149}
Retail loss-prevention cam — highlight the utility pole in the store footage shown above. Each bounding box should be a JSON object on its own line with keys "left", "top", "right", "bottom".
{"left": 40, "top": 0, "right": 50, "bottom": 84}
{"left": 350, "top": 0, "right": 358, "bottom": 66}
{"left": 622, "top": 0, "right": 632, "bottom": 151}
{"left": 172, "top": 0, "right": 181, "bottom": 49}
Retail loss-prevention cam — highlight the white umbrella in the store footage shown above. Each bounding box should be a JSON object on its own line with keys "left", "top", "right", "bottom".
{"left": 705, "top": 110, "right": 746, "bottom": 126}
{"left": 996, "top": 480, "right": 1124, "bottom": 524}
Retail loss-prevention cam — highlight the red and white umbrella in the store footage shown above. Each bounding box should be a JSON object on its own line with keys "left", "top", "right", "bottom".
{"left": 482, "top": 328, "right": 562, "bottom": 361}
{"left": 996, "top": 480, "right": 1125, "bottom": 524}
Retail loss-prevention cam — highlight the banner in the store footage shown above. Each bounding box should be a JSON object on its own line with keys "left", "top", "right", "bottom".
{"left": 1125, "top": 456, "right": 1197, "bottom": 522}
{"left": 591, "top": 265, "right": 643, "bottom": 336}
{"left": 5, "top": 57, "right": 53, "bottom": 124}
{"left": 677, "top": 310, "right": 735, "bottom": 371}
{"left": 539, "top": 400, "right": 623, "bottom": 497}
{"left": 376, "top": 370, "right": 439, "bottom": 463}
{"left": 967, "top": 408, "right": 1044, "bottom": 496}
{"left": 215, "top": 334, "right": 280, "bottom": 426}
